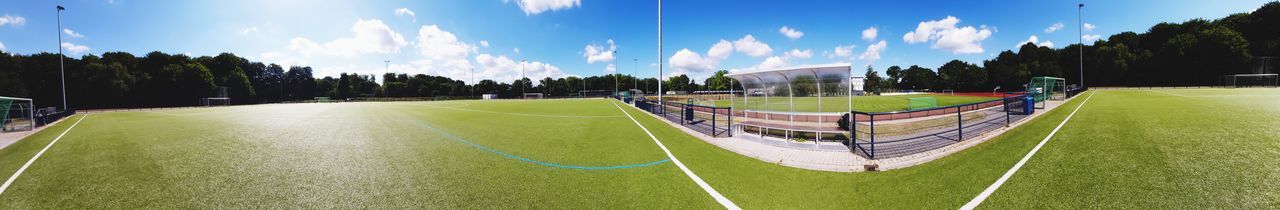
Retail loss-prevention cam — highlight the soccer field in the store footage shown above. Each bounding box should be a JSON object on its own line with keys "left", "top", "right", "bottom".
{"left": 711, "top": 94, "right": 998, "bottom": 112}
{"left": 0, "top": 88, "right": 1276, "bottom": 208}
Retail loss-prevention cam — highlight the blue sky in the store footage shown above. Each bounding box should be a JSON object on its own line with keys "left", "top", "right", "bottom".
{"left": 0, "top": 0, "right": 1272, "bottom": 84}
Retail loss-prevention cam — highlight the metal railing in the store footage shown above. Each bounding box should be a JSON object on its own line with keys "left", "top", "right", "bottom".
{"left": 849, "top": 93, "right": 1032, "bottom": 159}
{"left": 634, "top": 98, "right": 732, "bottom": 137}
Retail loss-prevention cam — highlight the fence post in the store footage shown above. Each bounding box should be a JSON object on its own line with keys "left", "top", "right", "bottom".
{"left": 728, "top": 107, "right": 733, "bottom": 137}
{"left": 957, "top": 106, "right": 963, "bottom": 141}
{"left": 850, "top": 112, "right": 857, "bottom": 151}
{"left": 870, "top": 114, "right": 876, "bottom": 159}
{"left": 1004, "top": 97, "right": 1011, "bottom": 127}
{"left": 712, "top": 108, "right": 718, "bottom": 137}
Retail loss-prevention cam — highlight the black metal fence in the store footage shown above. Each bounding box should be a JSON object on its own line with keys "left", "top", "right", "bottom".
{"left": 35, "top": 109, "right": 76, "bottom": 128}
{"left": 634, "top": 98, "right": 732, "bottom": 137}
{"left": 849, "top": 94, "right": 1032, "bottom": 159}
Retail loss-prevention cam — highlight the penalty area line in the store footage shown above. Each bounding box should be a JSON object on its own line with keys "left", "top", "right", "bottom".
{"left": 608, "top": 100, "right": 741, "bottom": 210}
{"left": 0, "top": 114, "right": 89, "bottom": 195}
{"left": 960, "top": 91, "right": 1097, "bottom": 210}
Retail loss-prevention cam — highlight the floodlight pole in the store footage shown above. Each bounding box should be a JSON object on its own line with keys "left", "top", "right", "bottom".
{"left": 633, "top": 58, "right": 639, "bottom": 91}
{"left": 657, "top": 0, "right": 663, "bottom": 106}
{"left": 57, "top": 5, "right": 67, "bottom": 111}
{"left": 521, "top": 59, "right": 527, "bottom": 94}
{"left": 614, "top": 50, "right": 619, "bottom": 96}
{"left": 1078, "top": 3, "right": 1085, "bottom": 88}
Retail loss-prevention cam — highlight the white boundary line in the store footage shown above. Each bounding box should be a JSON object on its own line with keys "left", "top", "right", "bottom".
{"left": 960, "top": 91, "right": 1097, "bottom": 209}
{"left": 608, "top": 100, "right": 741, "bottom": 210}
{"left": 0, "top": 114, "right": 89, "bottom": 195}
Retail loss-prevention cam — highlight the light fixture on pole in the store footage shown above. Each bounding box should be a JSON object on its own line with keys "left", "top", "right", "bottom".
{"left": 1078, "top": 3, "right": 1086, "bottom": 88}
{"left": 521, "top": 59, "right": 527, "bottom": 94}
{"left": 633, "top": 58, "right": 638, "bottom": 92}
{"left": 56, "top": 5, "right": 67, "bottom": 111}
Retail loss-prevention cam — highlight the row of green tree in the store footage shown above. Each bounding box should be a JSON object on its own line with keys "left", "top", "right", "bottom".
{"left": 859, "top": 2, "right": 1280, "bottom": 92}
{"left": 2, "top": 2, "right": 1277, "bottom": 109}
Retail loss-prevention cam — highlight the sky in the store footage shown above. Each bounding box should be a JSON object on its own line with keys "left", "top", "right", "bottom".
{"left": 0, "top": 0, "right": 1273, "bottom": 84}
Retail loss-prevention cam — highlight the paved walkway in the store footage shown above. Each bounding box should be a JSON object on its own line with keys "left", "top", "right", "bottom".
{"left": 635, "top": 99, "right": 1070, "bottom": 172}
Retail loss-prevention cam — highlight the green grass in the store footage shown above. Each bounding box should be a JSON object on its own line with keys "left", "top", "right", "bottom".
{"left": 710, "top": 94, "right": 998, "bottom": 112}
{"left": 0, "top": 88, "right": 1276, "bottom": 208}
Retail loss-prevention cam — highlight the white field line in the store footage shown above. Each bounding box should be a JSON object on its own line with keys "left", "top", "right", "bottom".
{"left": 960, "top": 91, "right": 1097, "bottom": 210}
{"left": 1145, "top": 89, "right": 1191, "bottom": 97}
{"left": 0, "top": 114, "right": 89, "bottom": 195}
{"left": 608, "top": 100, "right": 741, "bottom": 210}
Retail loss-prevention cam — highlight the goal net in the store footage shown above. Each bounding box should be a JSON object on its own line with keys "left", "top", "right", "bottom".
{"left": 940, "top": 89, "right": 955, "bottom": 95}
{"left": 908, "top": 97, "right": 938, "bottom": 110}
{"left": 523, "top": 93, "right": 544, "bottom": 99}
{"left": 200, "top": 97, "right": 230, "bottom": 106}
{"left": 1221, "top": 74, "right": 1279, "bottom": 88}
{"left": 0, "top": 96, "right": 34, "bottom": 132}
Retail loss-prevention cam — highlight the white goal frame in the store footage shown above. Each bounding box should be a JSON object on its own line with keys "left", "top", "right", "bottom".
{"left": 200, "top": 97, "right": 231, "bottom": 106}
{"left": 0, "top": 96, "right": 35, "bottom": 132}
{"left": 522, "top": 93, "right": 544, "bottom": 99}
{"left": 1221, "top": 74, "right": 1279, "bottom": 88}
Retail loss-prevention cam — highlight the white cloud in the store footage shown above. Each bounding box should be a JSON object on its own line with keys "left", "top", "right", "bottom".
{"left": 604, "top": 64, "right": 617, "bottom": 74}
{"left": 289, "top": 19, "right": 407, "bottom": 57}
{"left": 707, "top": 40, "right": 733, "bottom": 60}
{"left": 755, "top": 56, "right": 787, "bottom": 70}
{"left": 828, "top": 44, "right": 855, "bottom": 59}
{"left": 258, "top": 51, "right": 307, "bottom": 69}
{"left": 1015, "top": 35, "right": 1055, "bottom": 48}
{"left": 583, "top": 39, "right": 617, "bottom": 64}
{"left": 0, "top": 14, "right": 25, "bottom": 27}
{"left": 0, "top": 42, "right": 6, "bottom": 51}
{"left": 784, "top": 49, "right": 812, "bottom": 59}
{"left": 513, "top": 48, "right": 521, "bottom": 53}
{"left": 669, "top": 48, "right": 714, "bottom": 73}
{"left": 1082, "top": 34, "right": 1102, "bottom": 42}
{"left": 479, "top": 40, "right": 490, "bottom": 47}
{"left": 732, "top": 35, "right": 773, "bottom": 57}
{"left": 394, "top": 8, "right": 416, "bottom": 17}
{"left": 514, "top": 0, "right": 581, "bottom": 15}
{"left": 240, "top": 27, "right": 258, "bottom": 35}
{"left": 416, "top": 24, "right": 477, "bottom": 60}
{"left": 858, "top": 40, "right": 887, "bottom": 63}
{"left": 60, "top": 42, "right": 89, "bottom": 54}
{"left": 1083, "top": 23, "right": 1096, "bottom": 31}
{"left": 902, "top": 16, "right": 993, "bottom": 54}
{"left": 1045, "top": 22, "right": 1064, "bottom": 33}
{"left": 778, "top": 26, "right": 804, "bottom": 40}
{"left": 63, "top": 28, "right": 85, "bottom": 38}
{"left": 474, "top": 53, "right": 564, "bottom": 84}
{"left": 862, "top": 27, "right": 878, "bottom": 41}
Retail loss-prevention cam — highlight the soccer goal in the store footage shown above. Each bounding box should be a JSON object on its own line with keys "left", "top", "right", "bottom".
{"left": 1221, "top": 74, "right": 1279, "bottom": 88}
{"left": 200, "top": 86, "right": 231, "bottom": 106}
{"left": 1028, "top": 76, "right": 1066, "bottom": 109}
{"left": 940, "top": 89, "right": 955, "bottom": 95}
{"left": 523, "top": 93, "right": 544, "bottom": 99}
{"left": 0, "top": 96, "right": 35, "bottom": 132}
{"left": 908, "top": 97, "right": 938, "bottom": 110}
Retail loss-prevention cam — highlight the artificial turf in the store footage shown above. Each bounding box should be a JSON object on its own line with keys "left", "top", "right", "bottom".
{"left": 711, "top": 94, "right": 998, "bottom": 112}
{"left": 0, "top": 88, "right": 1275, "bottom": 208}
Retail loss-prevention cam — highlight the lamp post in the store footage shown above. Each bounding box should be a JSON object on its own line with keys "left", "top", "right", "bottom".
{"left": 657, "top": 0, "right": 663, "bottom": 105}
{"left": 637, "top": 58, "right": 645, "bottom": 90}
{"left": 1078, "top": 3, "right": 1085, "bottom": 88}
{"left": 56, "top": 5, "right": 67, "bottom": 110}
{"left": 613, "top": 50, "right": 619, "bottom": 96}
{"left": 521, "top": 59, "right": 527, "bottom": 94}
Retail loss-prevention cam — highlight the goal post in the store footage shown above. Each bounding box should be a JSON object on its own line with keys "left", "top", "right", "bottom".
{"left": 200, "top": 97, "right": 231, "bottom": 106}
{"left": 1220, "top": 74, "right": 1279, "bottom": 88}
{"left": 522, "top": 93, "right": 544, "bottom": 99}
{"left": 0, "top": 96, "right": 35, "bottom": 132}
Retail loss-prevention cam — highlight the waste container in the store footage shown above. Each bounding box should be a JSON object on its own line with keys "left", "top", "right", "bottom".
{"left": 1023, "top": 95, "right": 1035, "bottom": 114}
{"left": 684, "top": 106, "right": 695, "bottom": 122}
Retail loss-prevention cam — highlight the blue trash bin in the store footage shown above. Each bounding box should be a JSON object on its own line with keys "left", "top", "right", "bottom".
{"left": 1023, "top": 95, "right": 1035, "bottom": 114}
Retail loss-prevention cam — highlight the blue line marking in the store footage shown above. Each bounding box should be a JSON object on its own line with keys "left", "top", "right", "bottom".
{"left": 407, "top": 119, "right": 670, "bottom": 170}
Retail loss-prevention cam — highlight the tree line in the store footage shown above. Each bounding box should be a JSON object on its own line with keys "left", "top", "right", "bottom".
{"left": 860, "top": 2, "right": 1280, "bottom": 93}
{"left": 2, "top": 2, "right": 1277, "bottom": 109}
